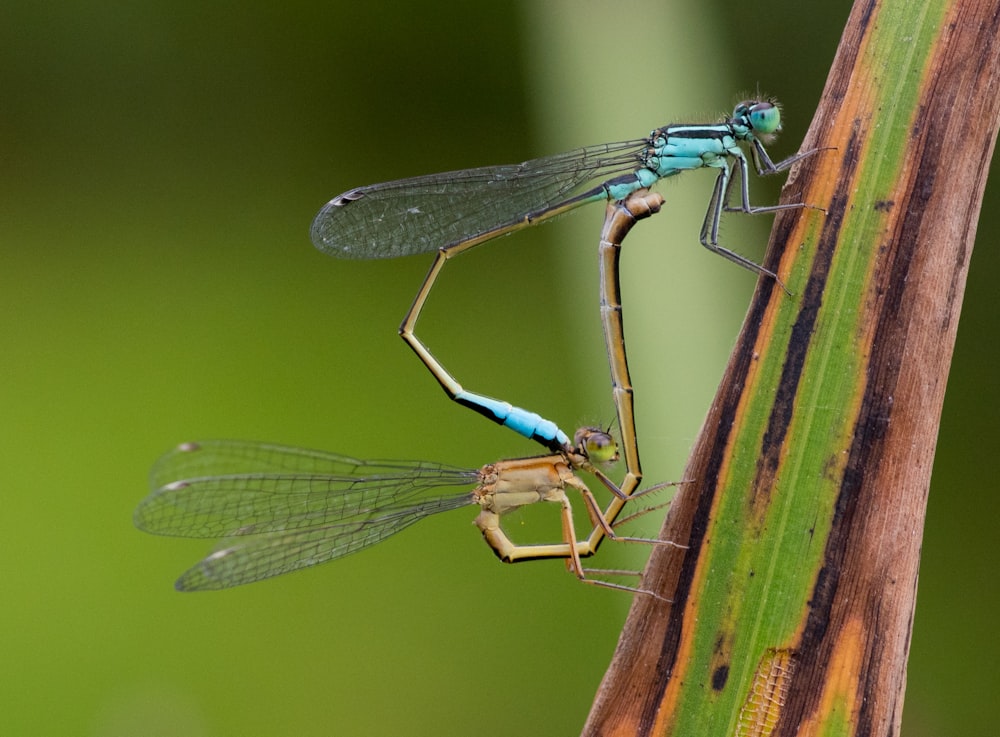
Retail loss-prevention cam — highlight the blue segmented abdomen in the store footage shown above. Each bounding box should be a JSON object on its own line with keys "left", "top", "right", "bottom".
{"left": 455, "top": 392, "right": 570, "bottom": 451}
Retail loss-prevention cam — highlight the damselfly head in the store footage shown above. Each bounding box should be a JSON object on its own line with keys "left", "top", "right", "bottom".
{"left": 732, "top": 99, "right": 783, "bottom": 142}
{"left": 573, "top": 426, "right": 619, "bottom": 465}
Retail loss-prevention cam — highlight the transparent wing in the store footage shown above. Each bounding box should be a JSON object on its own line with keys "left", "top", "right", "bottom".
{"left": 310, "top": 138, "right": 649, "bottom": 259}
{"left": 135, "top": 440, "right": 480, "bottom": 589}
{"left": 173, "top": 495, "right": 473, "bottom": 591}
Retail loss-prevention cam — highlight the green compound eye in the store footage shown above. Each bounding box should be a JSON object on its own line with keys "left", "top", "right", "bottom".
{"left": 575, "top": 427, "right": 619, "bottom": 464}
{"left": 747, "top": 101, "right": 781, "bottom": 135}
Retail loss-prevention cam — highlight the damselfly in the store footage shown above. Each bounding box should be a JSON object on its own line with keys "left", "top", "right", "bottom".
{"left": 134, "top": 427, "right": 681, "bottom": 593}
{"left": 311, "top": 100, "right": 821, "bottom": 453}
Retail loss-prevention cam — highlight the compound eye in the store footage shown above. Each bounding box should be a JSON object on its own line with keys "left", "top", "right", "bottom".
{"left": 748, "top": 101, "right": 781, "bottom": 134}
{"left": 574, "top": 427, "right": 619, "bottom": 464}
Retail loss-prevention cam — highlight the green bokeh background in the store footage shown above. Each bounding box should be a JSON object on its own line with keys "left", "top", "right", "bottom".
{"left": 2, "top": 2, "right": 994, "bottom": 735}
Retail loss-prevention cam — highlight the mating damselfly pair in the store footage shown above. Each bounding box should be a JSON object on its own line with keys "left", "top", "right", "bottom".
{"left": 134, "top": 100, "right": 823, "bottom": 593}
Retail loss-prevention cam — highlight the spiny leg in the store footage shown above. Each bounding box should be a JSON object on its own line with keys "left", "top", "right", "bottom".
{"left": 701, "top": 146, "right": 828, "bottom": 280}
{"left": 555, "top": 483, "right": 676, "bottom": 601}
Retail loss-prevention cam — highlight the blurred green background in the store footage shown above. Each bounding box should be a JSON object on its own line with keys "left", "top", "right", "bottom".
{"left": 1, "top": 1, "right": 994, "bottom": 735}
